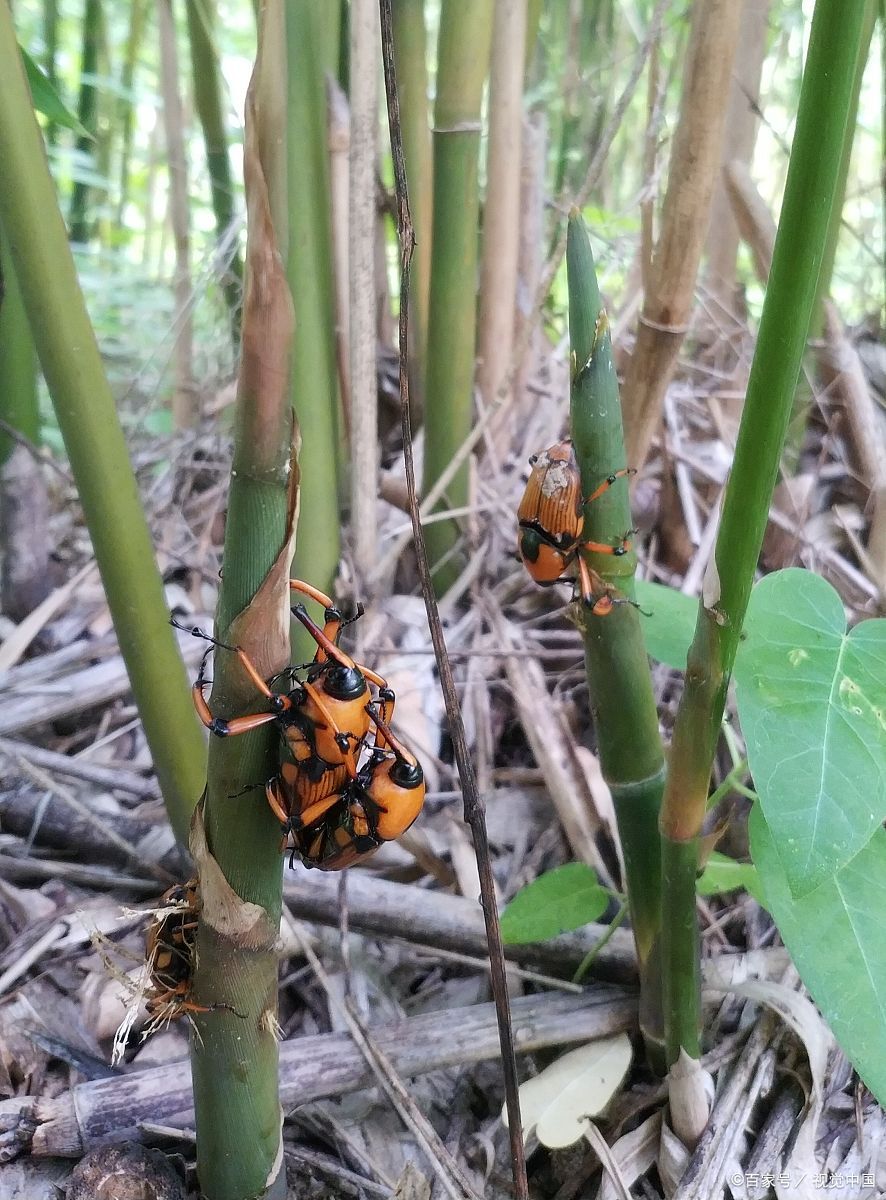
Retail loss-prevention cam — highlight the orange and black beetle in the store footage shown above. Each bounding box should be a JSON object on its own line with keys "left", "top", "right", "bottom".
{"left": 180, "top": 582, "right": 387, "bottom": 802}
{"left": 175, "top": 582, "right": 424, "bottom": 867}
{"left": 287, "top": 707, "right": 425, "bottom": 871}
{"left": 517, "top": 438, "right": 634, "bottom": 614}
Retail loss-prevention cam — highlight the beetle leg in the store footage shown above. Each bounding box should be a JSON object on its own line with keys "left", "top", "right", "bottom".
{"left": 289, "top": 579, "right": 335, "bottom": 610}
{"left": 176, "top": 619, "right": 292, "bottom": 730}
{"left": 576, "top": 558, "right": 615, "bottom": 615}
{"left": 577, "top": 557, "right": 645, "bottom": 616}
{"left": 265, "top": 778, "right": 292, "bottom": 828}
{"left": 362, "top": 671, "right": 396, "bottom": 734}
{"left": 196, "top": 703, "right": 280, "bottom": 738}
{"left": 291, "top": 790, "right": 345, "bottom": 830}
{"left": 583, "top": 467, "right": 636, "bottom": 505}
{"left": 581, "top": 528, "right": 634, "bottom": 557}
{"left": 192, "top": 659, "right": 281, "bottom": 737}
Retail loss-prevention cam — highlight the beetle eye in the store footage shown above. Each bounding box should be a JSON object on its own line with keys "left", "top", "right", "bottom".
{"left": 528, "top": 454, "right": 538, "bottom": 465}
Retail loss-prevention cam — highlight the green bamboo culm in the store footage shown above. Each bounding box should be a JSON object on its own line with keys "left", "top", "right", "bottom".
{"left": 0, "top": 224, "right": 39, "bottom": 466}
{"left": 185, "top": 0, "right": 244, "bottom": 343}
{"left": 391, "top": 0, "right": 432, "bottom": 419}
{"left": 115, "top": 0, "right": 148, "bottom": 227}
{"left": 0, "top": 10, "right": 205, "bottom": 844}
{"left": 659, "top": 0, "right": 869, "bottom": 1065}
{"left": 69, "top": 0, "right": 101, "bottom": 244}
{"left": 42, "top": 0, "right": 60, "bottom": 146}
{"left": 810, "top": 0, "right": 876, "bottom": 336}
{"left": 189, "top": 5, "right": 293, "bottom": 1196}
{"left": 422, "top": 0, "right": 493, "bottom": 595}
{"left": 566, "top": 213, "right": 667, "bottom": 1060}
{"left": 285, "top": 1, "right": 341, "bottom": 663}
{"left": 783, "top": 0, "right": 876, "bottom": 468}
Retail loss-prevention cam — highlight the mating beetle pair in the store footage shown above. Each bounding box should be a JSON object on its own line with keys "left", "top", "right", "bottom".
{"left": 182, "top": 580, "right": 425, "bottom": 871}
{"left": 517, "top": 438, "right": 636, "bottom": 614}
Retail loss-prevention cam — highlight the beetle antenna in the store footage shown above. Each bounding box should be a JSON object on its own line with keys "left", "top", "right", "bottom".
{"left": 170, "top": 617, "right": 238, "bottom": 656}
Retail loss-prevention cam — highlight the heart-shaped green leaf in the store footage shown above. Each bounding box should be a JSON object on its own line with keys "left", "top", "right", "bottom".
{"left": 750, "top": 803, "right": 886, "bottom": 1105}
{"left": 635, "top": 579, "right": 697, "bottom": 670}
{"left": 734, "top": 569, "right": 886, "bottom": 895}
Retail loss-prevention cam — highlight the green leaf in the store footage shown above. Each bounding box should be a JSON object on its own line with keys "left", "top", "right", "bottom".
{"left": 734, "top": 569, "right": 886, "bottom": 896}
{"left": 635, "top": 579, "right": 697, "bottom": 670}
{"left": 19, "top": 47, "right": 90, "bottom": 138}
{"left": 500, "top": 863, "right": 608, "bottom": 944}
{"left": 697, "top": 852, "right": 765, "bottom": 906}
{"left": 750, "top": 803, "right": 886, "bottom": 1106}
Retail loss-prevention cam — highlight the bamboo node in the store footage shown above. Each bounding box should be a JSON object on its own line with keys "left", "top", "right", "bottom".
{"left": 638, "top": 315, "right": 690, "bottom": 336}
{"left": 431, "top": 120, "right": 483, "bottom": 135}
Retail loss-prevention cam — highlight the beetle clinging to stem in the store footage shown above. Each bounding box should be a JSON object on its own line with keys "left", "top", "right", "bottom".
{"left": 517, "top": 438, "right": 637, "bottom": 614}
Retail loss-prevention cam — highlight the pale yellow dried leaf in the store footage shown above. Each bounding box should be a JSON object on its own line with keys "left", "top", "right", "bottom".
{"left": 502, "top": 1034, "right": 632, "bottom": 1148}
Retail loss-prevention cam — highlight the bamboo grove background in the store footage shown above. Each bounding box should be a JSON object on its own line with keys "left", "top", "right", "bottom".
{"left": 0, "top": 0, "right": 884, "bottom": 1197}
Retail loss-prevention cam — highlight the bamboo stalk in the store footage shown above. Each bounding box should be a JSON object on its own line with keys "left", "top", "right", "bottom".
{"left": 391, "top": 0, "right": 432, "bottom": 418}
{"left": 115, "top": 0, "right": 148, "bottom": 228}
{"left": 0, "top": 226, "right": 47, "bottom": 621}
{"left": 157, "top": 0, "right": 197, "bottom": 429}
{"left": 189, "top": 5, "right": 294, "bottom": 1196}
{"left": 566, "top": 213, "right": 667, "bottom": 1058}
{"left": 659, "top": 0, "right": 869, "bottom": 1066}
{"left": 42, "top": 0, "right": 60, "bottom": 146}
{"left": 514, "top": 112, "right": 545, "bottom": 410}
{"left": 327, "top": 76, "right": 351, "bottom": 431}
{"left": 477, "top": 0, "right": 527, "bottom": 452}
{"left": 92, "top": 0, "right": 114, "bottom": 248}
{"left": 285, "top": 3, "right": 341, "bottom": 660}
{"left": 621, "top": 0, "right": 742, "bottom": 470}
{"left": 349, "top": 0, "right": 379, "bottom": 583}
{"left": 422, "top": 0, "right": 493, "bottom": 594}
{"left": 811, "top": 0, "right": 876, "bottom": 334}
{"left": 781, "top": 0, "right": 877, "bottom": 468}
{"left": 703, "top": 0, "right": 772, "bottom": 313}
{"left": 0, "top": 13, "right": 207, "bottom": 845}
{"left": 68, "top": 0, "right": 101, "bottom": 244}
{"left": 0, "top": 228, "right": 39, "bottom": 465}
{"left": 184, "top": 0, "right": 244, "bottom": 342}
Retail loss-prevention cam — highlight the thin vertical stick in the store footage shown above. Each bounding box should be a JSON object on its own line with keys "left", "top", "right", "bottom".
{"left": 378, "top": 4, "right": 529, "bottom": 1196}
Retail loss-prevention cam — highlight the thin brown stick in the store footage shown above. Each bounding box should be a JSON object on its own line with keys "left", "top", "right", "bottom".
{"left": 378, "top": 5, "right": 529, "bottom": 1196}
